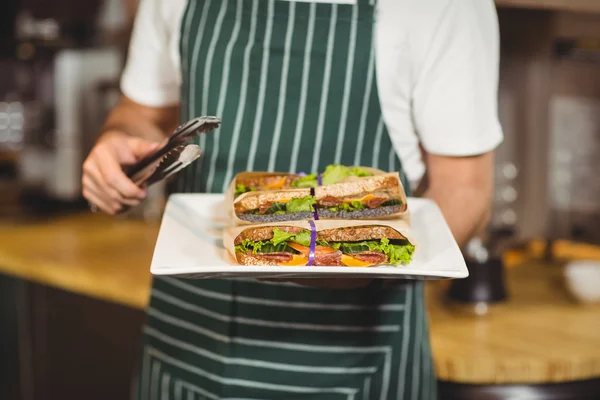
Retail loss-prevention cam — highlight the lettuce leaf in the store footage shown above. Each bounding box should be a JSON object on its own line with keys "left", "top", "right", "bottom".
{"left": 236, "top": 232, "right": 414, "bottom": 265}
{"left": 234, "top": 184, "right": 256, "bottom": 197}
{"left": 364, "top": 238, "right": 415, "bottom": 265}
{"left": 248, "top": 196, "right": 316, "bottom": 215}
{"left": 234, "top": 184, "right": 248, "bottom": 197}
{"left": 235, "top": 228, "right": 415, "bottom": 265}
{"left": 236, "top": 228, "right": 314, "bottom": 254}
{"left": 262, "top": 202, "right": 287, "bottom": 215}
{"left": 286, "top": 196, "right": 316, "bottom": 213}
{"left": 322, "top": 164, "right": 372, "bottom": 185}
{"left": 321, "top": 165, "right": 348, "bottom": 185}
{"left": 291, "top": 165, "right": 372, "bottom": 187}
{"left": 291, "top": 174, "right": 318, "bottom": 188}
{"left": 271, "top": 228, "right": 296, "bottom": 246}
{"left": 234, "top": 239, "right": 295, "bottom": 254}
{"left": 328, "top": 201, "right": 364, "bottom": 213}
{"left": 382, "top": 199, "right": 402, "bottom": 207}
{"left": 291, "top": 230, "right": 312, "bottom": 247}
{"left": 337, "top": 239, "right": 414, "bottom": 264}
{"left": 234, "top": 238, "right": 268, "bottom": 254}
{"left": 348, "top": 167, "right": 371, "bottom": 177}
{"left": 272, "top": 228, "right": 312, "bottom": 247}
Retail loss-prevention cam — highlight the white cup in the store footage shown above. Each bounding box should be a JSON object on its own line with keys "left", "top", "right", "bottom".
{"left": 564, "top": 260, "right": 600, "bottom": 304}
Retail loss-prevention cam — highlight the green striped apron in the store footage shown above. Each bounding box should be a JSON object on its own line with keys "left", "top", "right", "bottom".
{"left": 136, "top": 0, "right": 436, "bottom": 398}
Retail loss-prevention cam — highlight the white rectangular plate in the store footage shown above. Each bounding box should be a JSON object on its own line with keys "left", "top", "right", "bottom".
{"left": 150, "top": 194, "right": 468, "bottom": 280}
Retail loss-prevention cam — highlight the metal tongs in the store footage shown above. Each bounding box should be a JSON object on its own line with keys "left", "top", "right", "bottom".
{"left": 125, "top": 116, "right": 221, "bottom": 187}
{"left": 141, "top": 144, "right": 203, "bottom": 186}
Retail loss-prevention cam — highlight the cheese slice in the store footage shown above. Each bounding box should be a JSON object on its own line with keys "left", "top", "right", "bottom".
{"left": 288, "top": 242, "right": 310, "bottom": 254}
{"left": 280, "top": 255, "right": 308, "bottom": 266}
{"left": 341, "top": 254, "right": 375, "bottom": 267}
{"left": 342, "top": 194, "right": 375, "bottom": 204}
{"left": 262, "top": 177, "right": 287, "bottom": 189}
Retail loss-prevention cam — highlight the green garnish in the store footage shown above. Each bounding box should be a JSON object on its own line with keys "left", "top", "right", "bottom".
{"left": 290, "top": 165, "right": 372, "bottom": 187}
{"left": 235, "top": 228, "right": 415, "bottom": 265}
{"left": 328, "top": 201, "right": 365, "bottom": 213}
{"left": 291, "top": 230, "right": 312, "bottom": 247}
{"left": 250, "top": 196, "right": 316, "bottom": 215}
{"left": 234, "top": 184, "right": 257, "bottom": 197}
{"left": 347, "top": 167, "right": 371, "bottom": 177}
{"left": 337, "top": 239, "right": 414, "bottom": 264}
{"left": 382, "top": 199, "right": 402, "bottom": 207}
{"left": 366, "top": 238, "right": 415, "bottom": 265}
{"left": 235, "top": 228, "right": 313, "bottom": 253}
{"left": 321, "top": 165, "right": 370, "bottom": 185}
{"left": 286, "top": 196, "right": 316, "bottom": 213}
{"left": 234, "top": 239, "right": 297, "bottom": 254}
{"left": 290, "top": 174, "right": 319, "bottom": 188}
{"left": 261, "top": 202, "right": 287, "bottom": 215}
{"left": 271, "top": 228, "right": 295, "bottom": 246}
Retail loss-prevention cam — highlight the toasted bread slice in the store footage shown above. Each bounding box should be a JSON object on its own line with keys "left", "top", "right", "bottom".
{"left": 234, "top": 225, "right": 406, "bottom": 245}
{"left": 233, "top": 173, "right": 404, "bottom": 214}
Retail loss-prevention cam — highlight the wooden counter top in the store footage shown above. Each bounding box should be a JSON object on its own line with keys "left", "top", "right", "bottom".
{"left": 428, "top": 263, "right": 600, "bottom": 384}
{"left": 0, "top": 213, "right": 157, "bottom": 309}
{"left": 0, "top": 213, "right": 599, "bottom": 384}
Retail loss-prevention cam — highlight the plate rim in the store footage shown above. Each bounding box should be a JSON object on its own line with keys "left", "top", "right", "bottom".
{"left": 150, "top": 193, "right": 468, "bottom": 280}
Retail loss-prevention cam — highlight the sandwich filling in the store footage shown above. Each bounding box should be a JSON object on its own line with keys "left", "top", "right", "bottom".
{"left": 247, "top": 195, "right": 402, "bottom": 215}
{"left": 234, "top": 164, "right": 372, "bottom": 197}
{"left": 234, "top": 226, "right": 415, "bottom": 267}
{"left": 234, "top": 172, "right": 405, "bottom": 222}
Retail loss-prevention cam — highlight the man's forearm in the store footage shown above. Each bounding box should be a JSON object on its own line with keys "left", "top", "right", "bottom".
{"left": 424, "top": 185, "right": 491, "bottom": 248}
{"left": 100, "top": 96, "right": 180, "bottom": 142}
{"left": 419, "top": 151, "right": 495, "bottom": 248}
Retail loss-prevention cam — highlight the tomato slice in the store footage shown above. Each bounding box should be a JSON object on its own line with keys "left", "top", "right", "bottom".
{"left": 315, "top": 246, "right": 336, "bottom": 254}
{"left": 287, "top": 242, "right": 336, "bottom": 255}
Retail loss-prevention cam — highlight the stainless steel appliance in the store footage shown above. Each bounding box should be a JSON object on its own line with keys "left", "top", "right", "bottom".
{"left": 16, "top": 47, "right": 121, "bottom": 200}
{"left": 0, "top": 0, "right": 124, "bottom": 205}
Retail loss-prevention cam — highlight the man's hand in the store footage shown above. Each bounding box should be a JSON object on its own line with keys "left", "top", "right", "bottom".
{"left": 82, "top": 131, "right": 161, "bottom": 215}
{"left": 82, "top": 95, "right": 178, "bottom": 214}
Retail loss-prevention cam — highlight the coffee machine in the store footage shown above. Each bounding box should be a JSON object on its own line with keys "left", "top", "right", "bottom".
{"left": 0, "top": 0, "right": 124, "bottom": 205}
{"left": 16, "top": 47, "right": 121, "bottom": 201}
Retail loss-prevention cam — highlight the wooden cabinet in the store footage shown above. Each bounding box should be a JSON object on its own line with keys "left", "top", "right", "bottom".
{"left": 2, "top": 276, "right": 146, "bottom": 400}
{"left": 0, "top": 275, "right": 21, "bottom": 400}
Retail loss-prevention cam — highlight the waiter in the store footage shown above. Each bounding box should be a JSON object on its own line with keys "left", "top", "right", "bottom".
{"left": 83, "top": 0, "right": 502, "bottom": 398}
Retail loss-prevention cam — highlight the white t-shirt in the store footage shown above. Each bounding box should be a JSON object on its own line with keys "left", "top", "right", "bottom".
{"left": 121, "top": 0, "right": 503, "bottom": 186}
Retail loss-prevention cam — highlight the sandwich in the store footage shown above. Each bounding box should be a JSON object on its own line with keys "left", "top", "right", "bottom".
{"left": 230, "top": 224, "right": 415, "bottom": 267}
{"left": 232, "top": 172, "right": 407, "bottom": 223}
{"left": 232, "top": 164, "right": 383, "bottom": 197}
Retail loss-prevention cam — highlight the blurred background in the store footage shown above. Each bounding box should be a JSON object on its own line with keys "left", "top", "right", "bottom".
{"left": 0, "top": 0, "right": 599, "bottom": 399}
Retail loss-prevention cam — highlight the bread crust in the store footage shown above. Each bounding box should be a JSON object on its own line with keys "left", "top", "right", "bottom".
{"left": 318, "top": 226, "right": 406, "bottom": 242}
{"left": 235, "top": 174, "right": 299, "bottom": 189}
{"left": 236, "top": 252, "right": 281, "bottom": 266}
{"left": 234, "top": 226, "right": 305, "bottom": 245}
